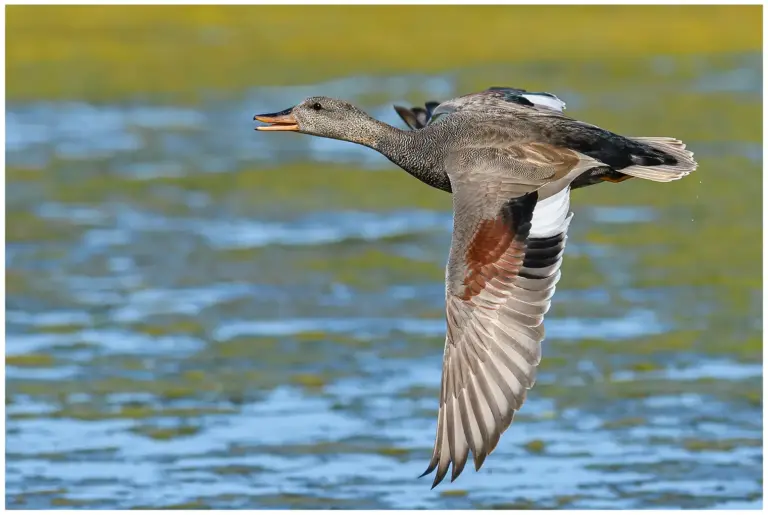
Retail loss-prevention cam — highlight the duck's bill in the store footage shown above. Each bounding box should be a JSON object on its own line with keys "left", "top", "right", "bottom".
{"left": 253, "top": 108, "right": 299, "bottom": 131}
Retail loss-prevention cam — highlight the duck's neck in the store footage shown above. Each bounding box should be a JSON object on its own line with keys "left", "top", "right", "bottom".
{"left": 349, "top": 117, "right": 452, "bottom": 193}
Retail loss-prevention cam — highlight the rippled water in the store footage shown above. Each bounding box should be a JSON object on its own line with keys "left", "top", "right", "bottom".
{"left": 5, "top": 51, "right": 762, "bottom": 509}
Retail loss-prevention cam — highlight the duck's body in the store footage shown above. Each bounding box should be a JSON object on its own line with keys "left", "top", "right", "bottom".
{"left": 394, "top": 87, "right": 638, "bottom": 191}
{"left": 254, "top": 88, "right": 697, "bottom": 488}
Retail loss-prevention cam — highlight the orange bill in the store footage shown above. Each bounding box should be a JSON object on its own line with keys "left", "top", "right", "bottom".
{"left": 254, "top": 107, "right": 299, "bottom": 131}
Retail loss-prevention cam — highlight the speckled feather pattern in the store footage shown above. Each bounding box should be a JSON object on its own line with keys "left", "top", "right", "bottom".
{"left": 257, "top": 88, "right": 697, "bottom": 488}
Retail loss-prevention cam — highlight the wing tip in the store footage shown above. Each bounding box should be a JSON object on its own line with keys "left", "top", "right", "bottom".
{"left": 473, "top": 451, "right": 488, "bottom": 472}
{"left": 450, "top": 460, "right": 467, "bottom": 483}
{"left": 419, "top": 460, "right": 437, "bottom": 479}
{"left": 431, "top": 468, "right": 449, "bottom": 489}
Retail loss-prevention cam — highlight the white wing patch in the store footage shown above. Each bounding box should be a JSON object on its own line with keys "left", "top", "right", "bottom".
{"left": 521, "top": 93, "right": 567, "bottom": 112}
{"left": 530, "top": 187, "right": 571, "bottom": 238}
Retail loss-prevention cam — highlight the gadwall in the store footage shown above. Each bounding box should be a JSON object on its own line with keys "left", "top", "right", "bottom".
{"left": 254, "top": 88, "right": 697, "bottom": 488}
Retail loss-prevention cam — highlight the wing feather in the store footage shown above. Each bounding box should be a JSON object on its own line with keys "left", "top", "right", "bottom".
{"left": 423, "top": 149, "right": 575, "bottom": 487}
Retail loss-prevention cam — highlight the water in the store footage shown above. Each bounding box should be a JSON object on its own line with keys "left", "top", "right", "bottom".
{"left": 5, "top": 50, "right": 762, "bottom": 508}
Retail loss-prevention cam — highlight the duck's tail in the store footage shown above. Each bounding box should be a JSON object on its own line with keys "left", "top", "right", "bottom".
{"left": 620, "top": 137, "right": 697, "bottom": 182}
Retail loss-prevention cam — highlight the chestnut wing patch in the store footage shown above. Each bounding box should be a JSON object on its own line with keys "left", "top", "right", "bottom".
{"left": 460, "top": 192, "right": 537, "bottom": 302}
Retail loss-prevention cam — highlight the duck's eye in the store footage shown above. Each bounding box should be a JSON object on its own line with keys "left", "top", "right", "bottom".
{"left": 312, "top": 102, "right": 322, "bottom": 111}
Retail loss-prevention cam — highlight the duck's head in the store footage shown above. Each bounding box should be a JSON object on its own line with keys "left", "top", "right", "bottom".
{"left": 254, "top": 96, "right": 375, "bottom": 143}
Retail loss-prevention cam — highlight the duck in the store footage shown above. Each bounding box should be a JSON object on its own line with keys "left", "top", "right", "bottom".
{"left": 254, "top": 87, "right": 697, "bottom": 488}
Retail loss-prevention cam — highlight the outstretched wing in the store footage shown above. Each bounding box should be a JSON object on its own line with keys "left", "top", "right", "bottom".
{"left": 393, "top": 87, "right": 566, "bottom": 130}
{"left": 422, "top": 143, "right": 581, "bottom": 488}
